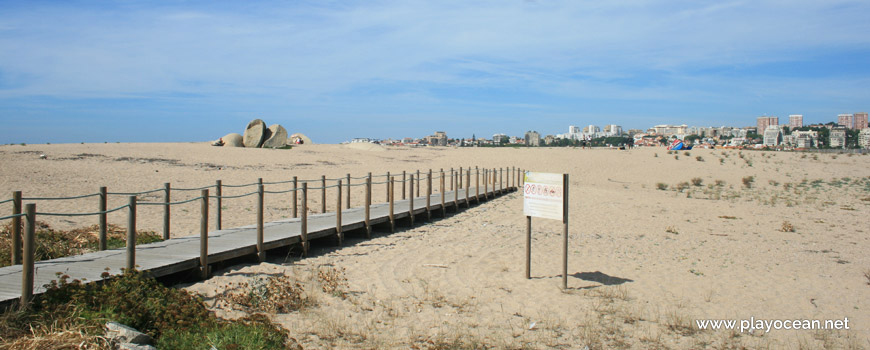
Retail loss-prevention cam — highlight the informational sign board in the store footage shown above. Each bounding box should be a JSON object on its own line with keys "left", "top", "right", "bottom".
{"left": 523, "top": 172, "right": 564, "bottom": 221}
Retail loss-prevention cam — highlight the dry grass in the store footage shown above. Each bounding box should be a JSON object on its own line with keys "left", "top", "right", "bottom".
{"left": 780, "top": 221, "right": 795, "bottom": 232}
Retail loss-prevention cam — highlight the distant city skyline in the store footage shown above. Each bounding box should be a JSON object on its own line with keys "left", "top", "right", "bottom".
{"left": 2, "top": 1, "right": 869, "bottom": 144}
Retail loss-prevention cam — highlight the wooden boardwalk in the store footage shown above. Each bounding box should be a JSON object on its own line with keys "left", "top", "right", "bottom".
{"left": 0, "top": 183, "right": 514, "bottom": 308}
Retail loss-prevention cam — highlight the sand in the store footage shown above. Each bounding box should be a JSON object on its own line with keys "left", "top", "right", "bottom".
{"left": 1, "top": 143, "right": 868, "bottom": 348}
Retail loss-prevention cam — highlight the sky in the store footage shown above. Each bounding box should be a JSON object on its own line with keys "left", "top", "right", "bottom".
{"left": 1, "top": 0, "right": 869, "bottom": 144}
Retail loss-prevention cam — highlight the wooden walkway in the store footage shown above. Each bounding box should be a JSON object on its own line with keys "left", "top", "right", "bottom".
{"left": 0, "top": 183, "right": 514, "bottom": 308}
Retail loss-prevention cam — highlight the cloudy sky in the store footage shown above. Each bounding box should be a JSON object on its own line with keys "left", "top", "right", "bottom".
{"left": 1, "top": 0, "right": 869, "bottom": 143}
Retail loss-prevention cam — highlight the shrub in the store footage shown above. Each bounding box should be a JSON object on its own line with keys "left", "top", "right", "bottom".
{"left": 695, "top": 156, "right": 704, "bottom": 162}
{"left": 691, "top": 178, "right": 703, "bottom": 186}
{"left": 742, "top": 176, "right": 755, "bottom": 188}
{"left": 684, "top": 151, "right": 691, "bottom": 156}
{"left": 656, "top": 183, "right": 668, "bottom": 190}
{"left": 780, "top": 221, "right": 795, "bottom": 232}
{"left": 218, "top": 274, "right": 311, "bottom": 313}
{"left": 675, "top": 182, "right": 690, "bottom": 192}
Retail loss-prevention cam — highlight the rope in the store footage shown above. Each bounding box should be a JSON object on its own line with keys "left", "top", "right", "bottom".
{"left": 23, "top": 192, "right": 101, "bottom": 201}
{"left": 138, "top": 196, "right": 204, "bottom": 206}
{"left": 36, "top": 204, "right": 130, "bottom": 217}
{"left": 264, "top": 188, "right": 298, "bottom": 194}
{"left": 306, "top": 184, "right": 341, "bottom": 190}
{"left": 0, "top": 198, "right": 13, "bottom": 205}
{"left": 174, "top": 184, "right": 217, "bottom": 191}
{"left": 211, "top": 191, "right": 259, "bottom": 199}
{"left": 350, "top": 175, "right": 369, "bottom": 180}
{"left": 262, "top": 179, "right": 295, "bottom": 185}
{"left": 0, "top": 213, "right": 26, "bottom": 221}
{"left": 222, "top": 182, "right": 258, "bottom": 188}
{"left": 108, "top": 188, "right": 165, "bottom": 196}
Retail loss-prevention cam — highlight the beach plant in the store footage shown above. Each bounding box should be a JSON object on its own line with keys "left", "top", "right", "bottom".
{"left": 864, "top": 270, "right": 870, "bottom": 286}
{"left": 683, "top": 151, "right": 691, "bottom": 156}
{"left": 691, "top": 178, "right": 703, "bottom": 186}
{"left": 218, "top": 274, "right": 310, "bottom": 313}
{"left": 695, "top": 156, "right": 704, "bottom": 162}
{"left": 780, "top": 221, "right": 795, "bottom": 232}
{"left": 656, "top": 183, "right": 668, "bottom": 191}
{"left": 742, "top": 176, "right": 754, "bottom": 188}
{"left": 674, "top": 155, "right": 679, "bottom": 160}
{"left": 675, "top": 182, "right": 689, "bottom": 192}
{"left": 317, "top": 266, "right": 349, "bottom": 299}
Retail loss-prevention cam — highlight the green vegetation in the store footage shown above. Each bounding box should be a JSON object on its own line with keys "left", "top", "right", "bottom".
{"left": 1, "top": 269, "right": 293, "bottom": 349}
{"left": 0, "top": 222, "right": 162, "bottom": 268}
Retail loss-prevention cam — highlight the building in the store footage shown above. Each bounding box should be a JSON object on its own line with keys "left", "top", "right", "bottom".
{"left": 492, "top": 133, "right": 507, "bottom": 145}
{"left": 604, "top": 125, "right": 623, "bottom": 136}
{"left": 792, "top": 130, "right": 818, "bottom": 148}
{"left": 757, "top": 116, "right": 779, "bottom": 135}
{"left": 789, "top": 115, "right": 803, "bottom": 128}
{"left": 524, "top": 130, "right": 541, "bottom": 147}
{"left": 855, "top": 112, "right": 869, "bottom": 130}
{"left": 544, "top": 135, "right": 555, "bottom": 145}
{"left": 652, "top": 124, "right": 688, "bottom": 137}
{"left": 583, "top": 125, "right": 599, "bottom": 134}
{"left": 763, "top": 126, "right": 782, "bottom": 147}
{"left": 830, "top": 127, "right": 847, "bottom": 149}
{"left": 426, "top": 131, "right": 448, "bottom": 146}
{"left": 838, "top": 114, "right": 854, "bottom": 129}
{"left": 859, "top": 128, "right": 870, "bottom": 149}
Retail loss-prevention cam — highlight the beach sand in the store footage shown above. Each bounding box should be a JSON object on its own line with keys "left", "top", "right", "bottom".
{"left": 2, "top": 143, "right": 868, "bottom": 348}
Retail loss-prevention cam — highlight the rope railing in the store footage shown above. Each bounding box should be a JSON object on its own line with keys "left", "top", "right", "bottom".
{"left": 0, "top": 213, "right": 26, "bottom": 221}
{"left": 222, "top": 182, "right": 259, "bottom": 188}
{"left": 22, "top": 192, "right": 101, "bottom": 201}
{"left": 36, "top": 204, "right": 130, "bottom": 217}
{"left": 138, "top": 196, "right": 204, "bottom": 206}
{"left": 108, "top": 188, "right": 165, "bottom": 196}
{"left": 262, "top": 179, "right": 295, "bottom": 185}
{"left": 211, "top": 191, "right": 259, "bottom": 200}
{"left": 175, "top": 184, "right": 217, "bottom": 192}
{"left": 264, "top": 188, "right": 298, "bottom": 194}
{"left": 0, "top": 198, "right": 13, "bottom": 205}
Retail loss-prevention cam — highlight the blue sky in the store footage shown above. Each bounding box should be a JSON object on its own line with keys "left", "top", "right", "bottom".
{"left": 1, "top": 0, "right": 869, "bottom": 144}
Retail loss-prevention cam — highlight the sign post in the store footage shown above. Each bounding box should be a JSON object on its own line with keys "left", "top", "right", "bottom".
{"left": 523, "top": 171, "right": 569, "bottom": 289}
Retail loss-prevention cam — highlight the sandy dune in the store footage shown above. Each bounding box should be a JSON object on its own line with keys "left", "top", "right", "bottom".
{"left": 1, "top": 143, "right": 868, "bottom": 348}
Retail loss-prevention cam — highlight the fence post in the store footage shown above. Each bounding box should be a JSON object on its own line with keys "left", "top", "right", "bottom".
{"left": 385, "top": 171, "right": 390, "bottom": 202}
{"left": 450, "top": 167, "right": 454, "bottom": 191}
{"left": 440, "top": 170, "right": 445, "bottom": 217}
{"left": 484, "top": 169, "right": 488, "bottom": 200}
{"left": 12, "top": 191, "right": 22, "bottom": 265}
{"left": 409, "top": 174, "right": 415, "bottom": 226}
{"left": 126, "top": 195, "right": 136, "bottom": 272}
{"left": 292, "top": 176, "right": 298, "bottom": 218}
{"left": 321, "top": 175, "right": 326, "bottom": 214}
{"left": 200, "top": 189, "right": 209, "bottom": 279}
{"left": 416, "top": 169, "right": 420, "bottom": 195}
{"left": 301, "top": 182, "right": 309, "bottom": 256}
{"left": 98, "top": 187, "right": 107, "bottom": 251}
{"left": 500, "top": 167, "right": 503, "bottom": 194}
{"left": 163, "top": 183, "right": 170, "bottom": 240}
{"left": 257, "top": 181, "right": 265, "bottom": 262}
{"left": 475, "top": 166, "right": 480, "bottom": 202}
{"left": 452, "top": 170, "right": 458, "bottom": 212}
{"left": 426, "top": 169, "right": 432, "bottom": 220}
{"left": 365, "top": 173, "right": 371, "bottom": 238}
{"left": 465, "top": 168, "right": 470, "bottom": 207}
{"left": 346, "top": 173, "right": 351, "bottom": 209}
{"left": 215, "top": 180, "right": 222, "bottom": 231}
{"left": 20, "top": 203, "right": 35, "bottom": 309}
{"left": 336, "top": 179, "right": 343, "bottom": 246}
{"left": 389, "top": 177, "right": 395, "bottom": 232}
{"left": 402, "top": 170, "right": 406, "bottom": 200}
{"left": 459, "top": 167, "right": 463, "bottom": 189}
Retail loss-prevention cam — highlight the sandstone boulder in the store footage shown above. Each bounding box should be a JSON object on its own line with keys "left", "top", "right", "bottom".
{"left": 262, "top": 124, "right": 288, "bottom": 148}
{"left": 289, "top": 133, "right": 313, "bottom": 145}
{"left": 222, "top": 133, "right": 244, "bottom": 147}
{"left": 243, "top": 119, "right": 267, "bottom": 148}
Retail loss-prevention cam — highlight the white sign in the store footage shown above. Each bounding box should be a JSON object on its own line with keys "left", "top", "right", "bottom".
{"left": 523, "top": 172, "right": 564, "bottom": 221}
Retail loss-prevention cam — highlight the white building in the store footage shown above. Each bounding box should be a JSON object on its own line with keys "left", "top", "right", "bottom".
{"left": 763, "top": 126, "right": 782, "bottom": 146}
{"left": 859, "top": 128, "right": 870, "bottom": 149}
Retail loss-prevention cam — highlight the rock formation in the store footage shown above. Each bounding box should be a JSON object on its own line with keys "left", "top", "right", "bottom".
{"left": 262, "top": 124, "right": 288, "bottom": 148}
{"left": 242, "top": 119, "right": 267, "bottom": 148}
{"left": 222, "top": 133, "right": 244, "bottom": 147}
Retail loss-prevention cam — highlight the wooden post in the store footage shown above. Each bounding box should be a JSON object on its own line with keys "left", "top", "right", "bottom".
{"left": 215, "top": 180, "right": 222, "bottom": 231}
{"left": 440, "top": 170, "right": 445, "bottom": 217}
{"left": 385, "top": 171, "right": 390, "bottom": 202}
{"left": 20, "top": 203, "right": 35, "bottom": 309}
{"left": 484, "top": 169, "right": 488, "bottom": 200}
{"left": 465, "top": 169, "right": 470, "bottom": 207}
{"left": 526, "top": 215, "right": 531, "bottom": 279}
{"left": 99, "top": 187, "right": 107, "bottom": 251}
{"left": 163, "top": 183, "right": 170, "bottom": 240}
{"left": 200, "top": 189, "right": 209, "bottom": 279}
{"left": 452, "top": 170, "right": 458, "bottom": 212}
{"left": 301, "top": 183, "right": 309, "bottom": 256}
{"left": 409, "top": 174, "right": 415, "bottom": 226}
{"left": 336, "top": 179, "right": 343, "bottom": 245}
{"left": 321, "top": 175, "right": 326, "bottom": 214}
{"left": 126, "top": 195, "right": 136, "bottom": 272}
{"left": 11, "top": 191, "right": 21, "bottom": 265}
{"left": 426, "top": 169, "right": 432, "bottom": 220}
{"left": 346, "top": 174, "right": 351, "bottom": 209}
{"left": 365, "top": 173, "right": 372, "bottom": 238}
{"left": 459, "top": 167, "right": 463, "bottom": 189}
{"left": 389, "top": 177, "right": 395, "bottom": 232}
{"left": 257, "top": 181, "right": 265, "bottom": 262}
{"left": 500, "top": 167, "right": 503, "bottom": 194}
{"left": 475, "top": 166, "right": 480, "bottom": 202}
{"left": 402, "top": 170, "right": 406, "bottom": 200}
{"left": 292, "top": 176, "right": 298, "bottom": 218}
{"left": 562, "top": 174, "right": 569, "bottom": 290}
{"left": 416, "top": 170, "right": 420, "bottom": 195}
